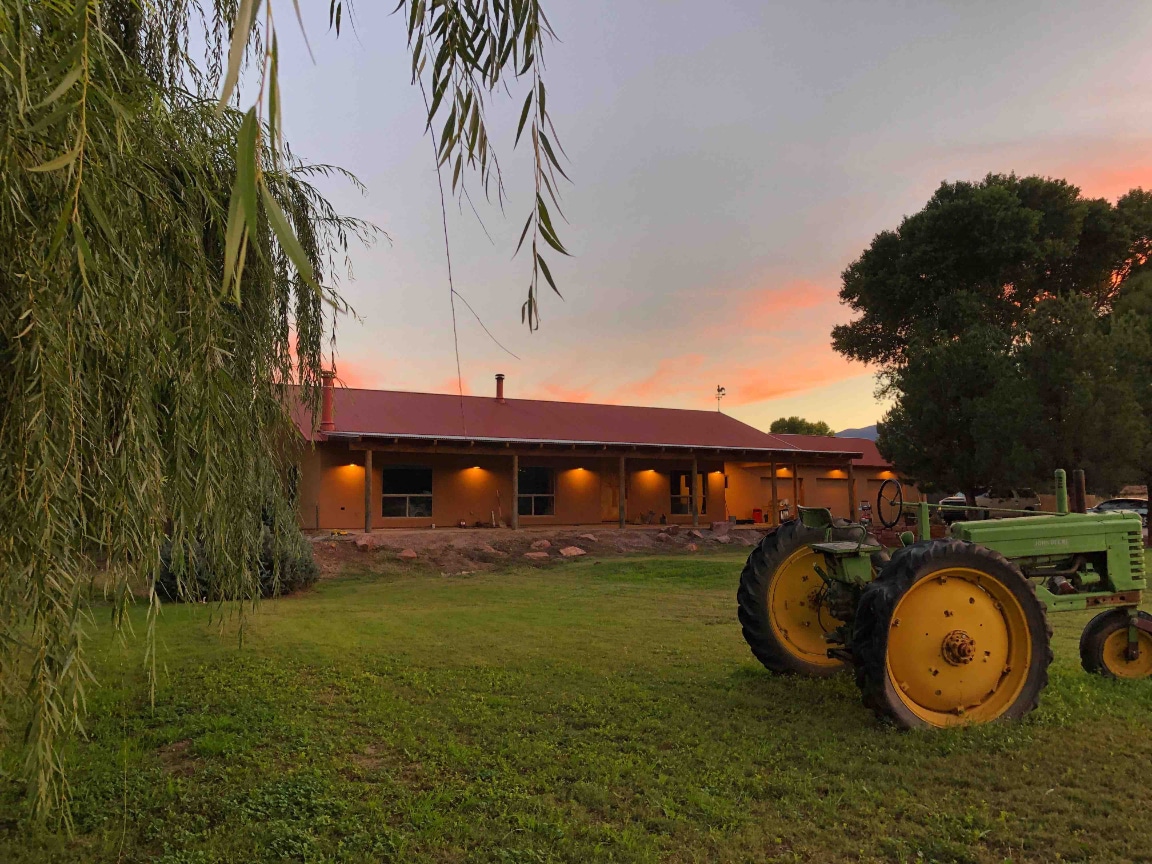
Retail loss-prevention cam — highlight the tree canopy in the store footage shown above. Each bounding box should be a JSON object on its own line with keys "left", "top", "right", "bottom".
{"left": 769, "top": 417, "right": 835, "bottom": 436}
{"left": 0, "top": 0, "right": 562, "bottom": 817}
{"left": 837, "top": 175, "right": 1152, "bottom": 497}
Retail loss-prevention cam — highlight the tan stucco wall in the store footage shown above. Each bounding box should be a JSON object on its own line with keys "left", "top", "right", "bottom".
{"left": 724, "top": 462, "right": 907, "bottom": 523}
{"left": 298, "top": 443, "right": 736, "bottom": 529}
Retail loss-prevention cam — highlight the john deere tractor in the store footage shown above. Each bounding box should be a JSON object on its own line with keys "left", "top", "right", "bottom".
{"left": 737, "top": 470, "right": 1149, "bottom": 727}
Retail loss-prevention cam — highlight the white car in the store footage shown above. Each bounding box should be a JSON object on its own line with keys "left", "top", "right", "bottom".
{"left": 939, "top": 487, "right": 1042, "bottom": 521}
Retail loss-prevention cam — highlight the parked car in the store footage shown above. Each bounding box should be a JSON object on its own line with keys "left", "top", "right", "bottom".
{"left": 1089, "top": 498, "right": 1148, "bottom": 527}
{"left": 938, "top": 488, "right": 1042, "bottom": 522}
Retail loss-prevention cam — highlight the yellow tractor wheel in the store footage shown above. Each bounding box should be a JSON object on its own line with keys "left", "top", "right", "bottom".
{"left": 1080, "top": 610, "right": 1152, "bottom": 679}
{"left": 738, "top": 519, "right": 887, "bottom": 677}
{"left": 851, "top": 539, "right": 1052, "bottom": 728}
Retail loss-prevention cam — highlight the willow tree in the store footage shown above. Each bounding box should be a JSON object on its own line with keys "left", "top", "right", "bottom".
{"left": 0, "top": 0, "right": 565, "bottom": 816}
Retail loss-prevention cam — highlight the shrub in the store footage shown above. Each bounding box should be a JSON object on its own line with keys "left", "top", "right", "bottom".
{"left": 155, "top": 527, "right": 319, "bottom": 603}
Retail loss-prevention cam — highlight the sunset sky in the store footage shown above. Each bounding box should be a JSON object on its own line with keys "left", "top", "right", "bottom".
{"left": 274, "top": 0, "right": 1152, "bottom": 432}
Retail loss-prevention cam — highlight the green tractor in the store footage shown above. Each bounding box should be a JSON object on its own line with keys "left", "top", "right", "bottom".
{"left": 737, "top": 470, "right": 1149, "bottom": 727}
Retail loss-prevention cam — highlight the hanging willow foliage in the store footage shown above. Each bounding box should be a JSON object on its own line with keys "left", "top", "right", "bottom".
{"left": 1, "top": 0, "right": 563, "bottom": 818}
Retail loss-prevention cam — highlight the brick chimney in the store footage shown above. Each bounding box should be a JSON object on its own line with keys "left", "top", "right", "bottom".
{"left": 320, "top": 370, "right": 336, "bottom": 432}
{"left": 495, "top": 373, "right": 506, "bottom": 403}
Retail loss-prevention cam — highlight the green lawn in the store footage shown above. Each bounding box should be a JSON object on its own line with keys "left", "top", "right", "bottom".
{"left": 4, "top": 552, "right": 1152, "bottom": 863}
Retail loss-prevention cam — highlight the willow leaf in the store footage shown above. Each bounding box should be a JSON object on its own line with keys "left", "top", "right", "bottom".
{"left": 260, "top": 180, "right": 319, "bottom": 294}
{"left": 218, "top": 0, "right": 261, "bottom": 108}
{"left": 35, "top": 64, "right": 83, "bottom": 109}
{"left": 28, "top": 142, "right": 81, "bottom": 172}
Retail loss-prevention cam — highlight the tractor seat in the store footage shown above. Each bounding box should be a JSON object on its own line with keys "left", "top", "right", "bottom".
{"left": 811, "top": 540, "right": 883, "bottom": 556}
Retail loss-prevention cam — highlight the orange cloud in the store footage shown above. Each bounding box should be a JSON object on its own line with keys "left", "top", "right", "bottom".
{"left": 608, "top": 354, "right": 708, "bottom": 402}
{"left": 592, "top": 345, "right": 864, "bottom": 410}
{"left": 333, "top": 358, "right": 379, "bottom": 389}
{"left": 1071, "top": 165, "right": 1152, "bottom": 202}
{"left": 740, "top": 280, "right": 839, "bottom": 319}
{"left": 430, "top": 375, "right": 473, "bottom": 396}
{"left": 722, "top": 352, "right": 863, "bottom": 405}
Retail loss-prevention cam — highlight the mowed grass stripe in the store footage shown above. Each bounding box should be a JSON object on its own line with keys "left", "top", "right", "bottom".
{"left": 3, "top": 552, "right": 1152, "bottom": 863}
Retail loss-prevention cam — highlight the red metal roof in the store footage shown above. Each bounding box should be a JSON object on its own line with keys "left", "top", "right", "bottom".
{"left": 772, "top": 433, "right": 891, "bottom": 468}
{"left": 294, "top": 387, "right": 870, "bottom": 460}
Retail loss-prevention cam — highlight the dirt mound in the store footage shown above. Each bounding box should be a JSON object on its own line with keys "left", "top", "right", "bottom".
{"left": 308, "top": 524, "right": 764, "bottom": 576}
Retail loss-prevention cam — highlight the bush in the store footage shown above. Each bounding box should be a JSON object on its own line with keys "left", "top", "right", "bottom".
{"left": 155, "top": 527, "right": 319, "bottom": 603}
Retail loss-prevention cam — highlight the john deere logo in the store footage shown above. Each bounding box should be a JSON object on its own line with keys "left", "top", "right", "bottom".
{"left": 1033, "top": 538, "right": 1069, "bottom": 547}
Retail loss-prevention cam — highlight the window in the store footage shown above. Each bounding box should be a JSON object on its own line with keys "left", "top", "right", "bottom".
{"left": 669, "top": 470, "right": 705, "bottom": 515}
{"left": 518, "top": 467, "right": 555, "bottom": 516}
{"left": 381, "top": 466, "right": 433, "bottom": 517}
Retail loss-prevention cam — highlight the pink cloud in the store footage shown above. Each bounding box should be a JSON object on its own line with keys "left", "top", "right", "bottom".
{"left": 430, "top": 375, "right": 473, "bottom": 396}
{"left": 531, "top": 383, "right": 599, "bottom": 403}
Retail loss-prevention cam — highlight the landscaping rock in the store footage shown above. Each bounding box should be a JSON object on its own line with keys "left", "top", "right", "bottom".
{"left": 530, "top": 539, "right": 552, "bottom": 550}
{"left": 655, "top": 533, "right": 674, "bottom": 543}
{"left": 354, "top": 534, "right": 383, "bottom": 551}
{"left": 478, "top": 543, "right": 507, "bottom": 557}
{"left": 714, "top": 535, "right": 732, "bottom": 544}
{"left": 398, "top": 548, "right": 418, "bottom": 559}
{"left": 578, "top": 533, "right": 597, "bottom": 542}
{"left": 665, "top": 524, "right": 681, "bottom": 536}
{"left": 689, "top": 530, "right": 704, "bottom": 539}
{"left": 686, "top": 543, "right": 698, "bottom": 552}
{"left": 524, "top": 551, "right": 550, "bottom": 559}
{"left": 559, "top": 546, "right": 586, "bottom": 557}
{"left": 711, "top": 521, "right": 731, "bottom": 537}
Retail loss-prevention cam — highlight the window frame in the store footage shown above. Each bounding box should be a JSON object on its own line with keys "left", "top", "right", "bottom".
{"left": 380, "top": 465, "right": 434, "bottom": 518}
{"left": 518, "top": 466, "right": 556, "bottom": 517}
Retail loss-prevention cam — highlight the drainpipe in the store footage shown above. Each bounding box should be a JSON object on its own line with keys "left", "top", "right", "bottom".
{"left": 495, "top": 373, "right": 506, "bottom": 403}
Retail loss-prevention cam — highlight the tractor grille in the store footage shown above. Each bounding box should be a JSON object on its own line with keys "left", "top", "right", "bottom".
{"left": 1130, "top": 527, "right": 1147, "bottom": 581}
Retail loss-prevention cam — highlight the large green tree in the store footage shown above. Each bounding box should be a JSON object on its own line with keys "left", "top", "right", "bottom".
{"left": 0, "top": 0, "right": 562, "bottom": 816}
{"left": 837, "top": 175, "right": 1152, "bottom": 496}
{"left": 769, "top": 416, "right": 834, "bottom": 436}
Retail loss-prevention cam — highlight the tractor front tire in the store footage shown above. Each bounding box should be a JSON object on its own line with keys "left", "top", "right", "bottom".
{"left": 1080, "top": 610, "right": 1152, "bottom": 679}
{"left": 737, "top": 519, "right": 887, "bottom": 677}
{"left": 851, "top": 539, "right": 1052, "bottom": 728}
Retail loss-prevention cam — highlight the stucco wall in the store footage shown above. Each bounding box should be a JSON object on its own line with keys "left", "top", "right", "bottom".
{"left": 724, "top": 462, "right": 906, "bottom": 523}
{"left": 297, "top": 442, "right": 914, "bottom": 529}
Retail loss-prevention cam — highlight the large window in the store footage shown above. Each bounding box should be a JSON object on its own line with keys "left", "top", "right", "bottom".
{"left": 381, "top": 466, "right": 433, "bottom": 517}
{"left": 518, "top": 467, "right": 555, "bottom": 516}
{"left": 669, "top": 470, "right": 706, "bottom": 515}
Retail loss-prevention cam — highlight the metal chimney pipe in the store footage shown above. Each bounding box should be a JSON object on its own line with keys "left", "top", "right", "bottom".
{"left": 495, "top": 373, "right": 505, "bottom": 403}
{"left": 320, "top": 370, "right": 336, "bottom": 431}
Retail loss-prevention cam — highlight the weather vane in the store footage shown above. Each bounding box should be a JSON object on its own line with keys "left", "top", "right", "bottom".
{"left": 716, "top": 385, "right": 726, "bottom": 412}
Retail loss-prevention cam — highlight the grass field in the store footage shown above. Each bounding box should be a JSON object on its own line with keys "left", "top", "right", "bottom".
{"left": 3, "top": 551, "right": 1152, "bottom": 863}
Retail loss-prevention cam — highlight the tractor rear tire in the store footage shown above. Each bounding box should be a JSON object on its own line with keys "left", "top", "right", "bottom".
{"left": 1080, "top": 609, "right": 1152, "bottom": 679}
{"left": 737, "top": 519, "right": 888, "bottom": 677}
{"left": 851, "top": 539, "right": 1052, "bottom": 728}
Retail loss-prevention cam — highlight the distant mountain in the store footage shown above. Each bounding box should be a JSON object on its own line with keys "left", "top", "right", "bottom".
{"left": 836, "top": 424, "right": 878, "bottom": 441}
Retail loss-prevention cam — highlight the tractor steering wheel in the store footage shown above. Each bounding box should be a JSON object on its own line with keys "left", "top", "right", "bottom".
{"left": 877, "top": 478, "right": 904, "bottom": 529}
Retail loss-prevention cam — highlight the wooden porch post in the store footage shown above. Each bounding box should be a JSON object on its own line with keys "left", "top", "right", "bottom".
{"left": 847, "top": 461, "right": 857, "bottom": 521}
{"left": 363, "top": 448, "right": 373, "bottom": 533}
{"left": 770, "top": 458, "right": 778, "bottom": 526}
{"left": 618, "top": 455, "right": 626, "bottom": 528}
{"left": 511, "top": 453, "right": 519, "bottom": 530}
{"left": 690, "top": 455, "right": 699, "bottom": 527}
{"left": 792, "top": 462, "right": 800, "bottom": 518}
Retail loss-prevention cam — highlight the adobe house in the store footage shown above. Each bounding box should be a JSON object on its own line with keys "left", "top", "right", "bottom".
{"left": 293, "top": 373, "right": 901, "bottom": 531}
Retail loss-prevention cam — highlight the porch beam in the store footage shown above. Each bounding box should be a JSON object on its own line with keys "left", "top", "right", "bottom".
{"left": 792, "top": 462, "right": 800, "bottom": 518}
{"left": 770, "top": 459, "right": 778, "bottom": 527}
{"left": 690, "top": 455, "right": 699, "bottom": 527}
{"left": 618, "top": 456, "right": 626, "bottom": 529}
{"left": 363, "top": 448, "right": 373, "bottom": 533}
{"left": 847, "top": 461, "right": 857, "bottom": 522}
{"left": 511, "top": 453, "right": 519, "bottom": 530}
